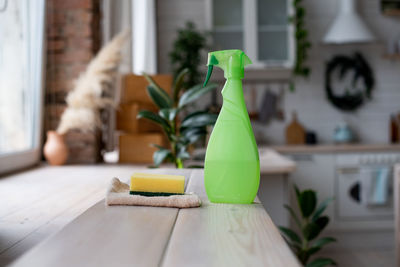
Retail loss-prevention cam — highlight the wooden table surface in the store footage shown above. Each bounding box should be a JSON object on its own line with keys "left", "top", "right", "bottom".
{"left": 10, "top": 168, "right": 300, "bottom": 267}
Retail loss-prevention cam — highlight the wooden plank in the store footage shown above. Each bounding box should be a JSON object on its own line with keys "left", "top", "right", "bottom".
{"left": 161, "top": 169, "right": 300, "bottom": 267}
{"left": 11, "top": 202, "right": 178, "bottom": 267}
{"left": 0, "top": 165, "right": 147, "bottom": 254}
{"left": 0, "top": 188, "right": 106, "bottom": 266}
{"left": 9, "top": 168, "right": 193, "bottom": 267}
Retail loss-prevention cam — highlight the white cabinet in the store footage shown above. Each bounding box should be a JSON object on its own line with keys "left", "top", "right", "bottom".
{"left": 286, "top": 152, "right": 395, "bottom": 249}
{"left": 258, "top": 173, "right": 290, "bottom": 227}
{"left": 288, "top": 154, "right": 336, "bottom": 226}
{"left": 205, "top": 0, "right": 294, "bottom": 69}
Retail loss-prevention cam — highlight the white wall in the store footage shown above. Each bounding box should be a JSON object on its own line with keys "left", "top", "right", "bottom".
{"left": 156, "top": 0, "right": 400, "bottom": 144}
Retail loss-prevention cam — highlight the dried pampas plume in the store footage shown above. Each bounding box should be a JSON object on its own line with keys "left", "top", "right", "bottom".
{"left": 56, "top": 30, "right": 129, "bottom": 135}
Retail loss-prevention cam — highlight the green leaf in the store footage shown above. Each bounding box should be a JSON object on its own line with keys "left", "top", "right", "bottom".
{"left": 306, "top": 258, "right": 337, "bottom": 267}
{"left": 299, "top": 190, "right": 317, "bottom": 218}
{"left": 306, "top": 238, "right": 336, "bottom": 258}
{"left": 177, "top": 148, "right": 190, "bottom": 160}
{"left": 302, "top": 222, "right": 320, "bottom": 241}
{"left": 307, "top": 246, "right": 322, "bottom": 256}
{"left": 137, "top": 110, "right": 171, "bottom": 132}
{"left": 178, "top": 83, "right": 217, "bottom": 108}
{"left": 303, "top": 217, "right": 329, "bottom": 241}
{"left": 315, "top": 216, "right": 329, "bottom": 232}
{"left": 279, "top": 226, "right": 301, "bottom": 244}
{"left": 311, "top": 237, "right": 336, "bottom": 249}
{"left": 312, "top": 197, "right": 334, "bottom": 221}
{"left": 181, "top": 127, "right": 207, "bottom": 144}
{"left": 159, "top": 108, "right": 178, "bottom": 122}
{"left": 180, "top": 112, "right": 217, "bottom": 128}
{"left": 153, "top": 148, "right": 172, "bottom": 167}
{"left": 284, "top": 204, "right": 301, "bottom": 229}
{"left": 147, "top": 85, "right": 172, "bottom": 109}
{"left": 143, "top": 73, "right": 173, "bottom": 107}
{"left": 173, "top": 68, "right": 189, "bottom": 103}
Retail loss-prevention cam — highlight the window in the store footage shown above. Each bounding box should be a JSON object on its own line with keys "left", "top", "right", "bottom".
{"left": 206, "top": 0, "right": 294, "bottom": 69}
{"left": 0, "top": 0, "right": 45, "bottom": 173}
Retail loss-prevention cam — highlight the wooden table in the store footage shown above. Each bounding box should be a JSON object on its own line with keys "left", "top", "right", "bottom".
{"left": 10, "top": 169, "right": 300, "bottom": 267}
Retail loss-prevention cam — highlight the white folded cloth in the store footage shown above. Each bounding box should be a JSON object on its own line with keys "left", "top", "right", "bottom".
{"left": 106, "top": 177, "right": 201, "bottom": 208}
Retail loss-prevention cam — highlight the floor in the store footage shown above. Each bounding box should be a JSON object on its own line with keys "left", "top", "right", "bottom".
{"left": 0, "top": 164, "right": 396, "bottom": 267}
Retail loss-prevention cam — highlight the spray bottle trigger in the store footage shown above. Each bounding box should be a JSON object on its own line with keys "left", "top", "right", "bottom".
{"left": 203, "top": 65, "right": 213, "bottom": 87}
{"left": 242, "top": 53, "right": 252, "bottom": 67}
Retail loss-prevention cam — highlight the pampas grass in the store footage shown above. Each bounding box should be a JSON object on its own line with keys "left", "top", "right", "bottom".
{"left": 57, "top": 30, "right": 129, "bottom": 134}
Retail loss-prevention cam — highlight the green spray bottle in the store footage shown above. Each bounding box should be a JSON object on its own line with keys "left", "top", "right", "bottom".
{"left": 203, "top": 49, "right": 260, "bottom": 204}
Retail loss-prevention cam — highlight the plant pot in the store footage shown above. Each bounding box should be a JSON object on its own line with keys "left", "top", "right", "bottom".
{"left": 43, "top": 131, "right": 68, "bottom": 165}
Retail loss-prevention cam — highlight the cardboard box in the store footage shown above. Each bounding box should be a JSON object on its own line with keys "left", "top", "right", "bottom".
{"left": 119, "top": 133, "right": 166, "bottom": 163}
{"left": 121, "top": 74, "right": 172, "bottom": 104}
{"left": 116, "top": 102, "right": 161, "bottom": 134}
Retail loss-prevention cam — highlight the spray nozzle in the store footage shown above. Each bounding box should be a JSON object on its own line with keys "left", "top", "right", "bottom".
{"left": 203, "top": 50, "right": 252, "bottom": 87}
{"left": 203, "top": 55, "right": 219, "bottom": 87}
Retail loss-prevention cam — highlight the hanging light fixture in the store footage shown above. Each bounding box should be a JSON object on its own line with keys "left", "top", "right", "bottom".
{"left": 323, "top": 0, "right": 375, "bottom": 44}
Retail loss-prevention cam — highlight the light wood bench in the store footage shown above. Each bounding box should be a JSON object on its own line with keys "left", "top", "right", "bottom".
{"left": 11, "top": 169, "right": 300, "bottom": 267}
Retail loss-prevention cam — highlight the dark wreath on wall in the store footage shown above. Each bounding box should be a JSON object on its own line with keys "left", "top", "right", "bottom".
{"left": 325, "top": 52, "right": 375, "bottom": 112}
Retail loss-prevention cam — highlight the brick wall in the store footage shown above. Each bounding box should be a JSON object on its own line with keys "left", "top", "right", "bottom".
{"left": 44, "top": 0, "right": 102, "bottom": 163}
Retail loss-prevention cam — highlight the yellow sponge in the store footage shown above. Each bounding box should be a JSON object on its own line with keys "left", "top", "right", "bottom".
{"left": 130, "top": 173, "right": 185, "bottom": 195}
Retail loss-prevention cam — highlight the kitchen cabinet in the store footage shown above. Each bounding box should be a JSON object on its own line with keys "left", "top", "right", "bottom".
{"left": 205, "top": 0, "right": 294, "bottom": 69}
{"left": 288, "top": 153, "right": 336, "bottom": 224}
{"left": 286, "top": 150, "right": 398, "bottom": 250}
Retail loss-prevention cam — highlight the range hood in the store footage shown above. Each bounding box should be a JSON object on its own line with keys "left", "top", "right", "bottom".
{"left": 323, "top": 0, "right": 375, "bottom": 44}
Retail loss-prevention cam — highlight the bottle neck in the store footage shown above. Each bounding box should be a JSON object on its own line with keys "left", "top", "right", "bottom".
{"left": 221, "top": 78, "right": 245, "bottom": 105}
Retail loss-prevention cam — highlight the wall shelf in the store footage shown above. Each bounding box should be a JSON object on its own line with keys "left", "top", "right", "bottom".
{"left": 383, "top": 54, "right": 400, "bottom": 60}
{"left": 209, "top": 67, "right": 292, "bottom": 83}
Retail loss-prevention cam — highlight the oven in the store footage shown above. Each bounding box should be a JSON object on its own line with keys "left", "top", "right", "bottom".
{"left": 335, "top": 153, "right": 400, "bottom": 222}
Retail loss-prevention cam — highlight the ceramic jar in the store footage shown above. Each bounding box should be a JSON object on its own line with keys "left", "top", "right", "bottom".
{"left": 43, "top": 131, "right": 68, "bottom": 165}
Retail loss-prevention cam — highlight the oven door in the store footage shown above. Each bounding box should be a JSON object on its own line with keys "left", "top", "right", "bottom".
{"left": 336, "top": 166, "right": 393, "bottom": 221}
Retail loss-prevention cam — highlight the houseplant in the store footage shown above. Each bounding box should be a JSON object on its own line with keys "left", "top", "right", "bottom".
{"left": 169, "top": 22, "right": 207, "bottom": 89}
{"left": 289, "top": 0, "right": 312, "bottom": 91}
{"left": 137, "top": 69, "right": 217, "bottom": 168}
{"left": 279, "top": 186, "right": 336, "bottom": 267}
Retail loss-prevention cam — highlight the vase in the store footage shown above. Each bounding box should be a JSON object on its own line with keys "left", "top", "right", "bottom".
{"left": 43, "top": 131, "right": 68, "bottom": 165}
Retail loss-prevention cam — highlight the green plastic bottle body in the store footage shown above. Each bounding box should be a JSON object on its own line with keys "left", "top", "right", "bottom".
{"left": 204, "top": 79, "right": 260, "bottom": 204}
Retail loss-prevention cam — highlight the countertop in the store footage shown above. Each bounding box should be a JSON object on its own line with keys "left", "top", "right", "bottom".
{"left": 269, "top": 144, "right": 400, "bottom": 154}
{"left": 192, "top": 148, "right": 296, "bottom": 175}
{"left": 258, "top": 148, "right": 296, "bottom": 174}
{"left": 11, "top": 168, "right": 300, "bottom": 267}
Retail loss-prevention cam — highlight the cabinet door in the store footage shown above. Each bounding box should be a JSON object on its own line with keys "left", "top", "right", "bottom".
{"left": 209, "top": 0, "right": 244, "bottom": 50}
{"left": 256, "top": 0, "right": 293, "bottom": 67}
{"left": 288, "top": 154, "right": 336, "bottom": 226}
{"left": 206, "top": 0, "right": 293, "bottom": 68}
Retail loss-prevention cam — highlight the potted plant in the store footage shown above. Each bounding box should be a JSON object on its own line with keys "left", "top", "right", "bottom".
{"left": 279, "top": 186, "right": 337, "bottom": 267}
{"left": 169, "top": 21, "right": 207, "bottom": 89}
{"left": 137, "top": 69, "right": 217, "bottom": 168}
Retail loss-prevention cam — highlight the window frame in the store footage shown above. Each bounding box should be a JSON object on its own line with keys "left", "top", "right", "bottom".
{"left": 0, "top": 0, "right": 46, "bottom": 175}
